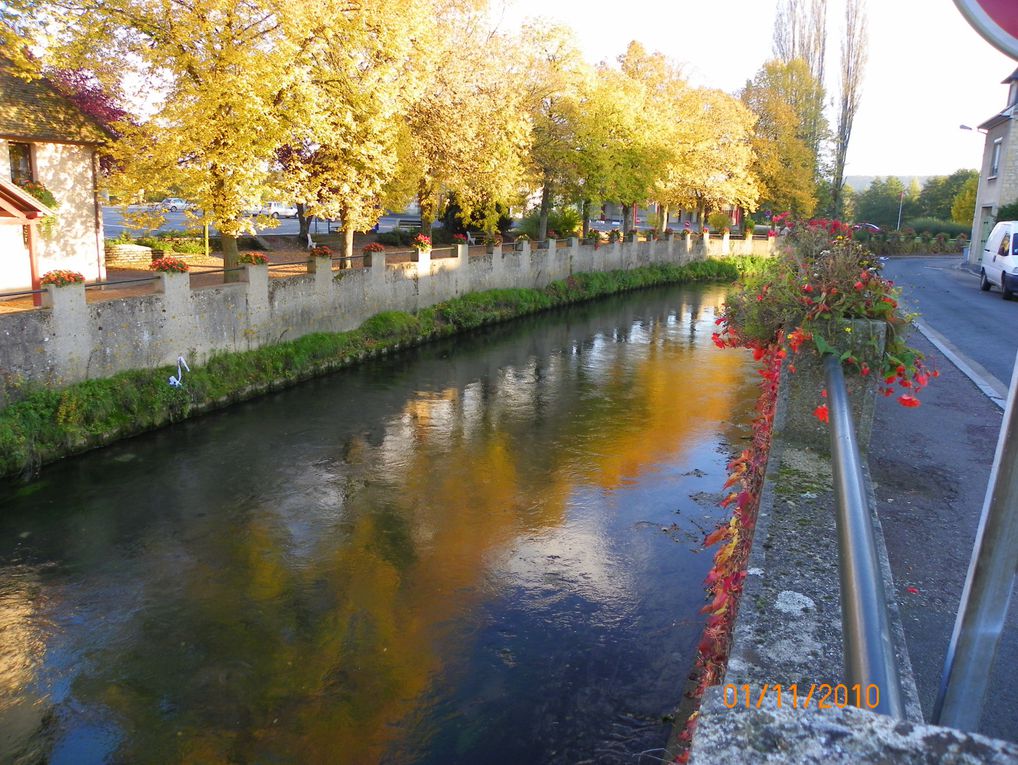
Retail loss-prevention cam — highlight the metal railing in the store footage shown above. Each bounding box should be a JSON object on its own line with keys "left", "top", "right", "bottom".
{"left": 933, "top": 351, "right": 1018, "bottom": 730}
{"left": 824, "top": 355, "right": 906, "bottom": 717}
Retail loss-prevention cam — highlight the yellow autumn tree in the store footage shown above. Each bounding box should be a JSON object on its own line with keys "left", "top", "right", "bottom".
{"left": 399, "top": 5, "right": 532, "bottom": 236}
{"left": 657, "top": 87, "right": 760, "bottom": 221}
{"left": 278, "top": 0, "right": 430, "bottom": 261}
{"left": 516, "top": 22, "right": 592, "bottom": 240}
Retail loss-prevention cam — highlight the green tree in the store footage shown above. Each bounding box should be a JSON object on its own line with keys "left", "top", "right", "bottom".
{"left": 918, "top": 169, "right": 979, "bottom": 220}
{"left": 856, "top": 176, "right": 906, "bottom": 228}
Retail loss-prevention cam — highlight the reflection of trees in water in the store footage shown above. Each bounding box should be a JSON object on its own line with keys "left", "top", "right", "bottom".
{"left": 19, "top": 285, "right": 754, "bottom": 763}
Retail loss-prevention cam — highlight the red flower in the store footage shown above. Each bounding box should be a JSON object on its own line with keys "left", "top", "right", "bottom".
{"left": 861, "top": 364, "right": 870, "bottom": 376}
{"left": 854, "top": 281, "right": 864, "bottom": 291}
{"left": 898, "top": 394, "right": 921, "bottom": 408}
{"left": 802, "top": 284, "right": 814, "bottom": 293}
{"left": 813, "top": 404, "right": 829, "bottom": 423}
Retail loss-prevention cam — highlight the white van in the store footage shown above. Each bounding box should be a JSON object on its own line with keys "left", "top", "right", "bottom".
{"left": 980, "top": 221, "right": 1018, "bottom": 299}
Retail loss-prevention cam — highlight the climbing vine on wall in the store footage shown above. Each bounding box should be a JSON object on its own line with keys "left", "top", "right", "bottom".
{"left": 673, "top": 340, "right": 780, "bottom": 761}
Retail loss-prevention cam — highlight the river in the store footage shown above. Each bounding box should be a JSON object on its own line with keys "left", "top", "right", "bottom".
{"left": 0, "top": 283, "right": 757, "bottom": 764}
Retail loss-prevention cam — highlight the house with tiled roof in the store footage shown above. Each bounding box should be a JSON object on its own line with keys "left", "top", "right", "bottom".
{"left": 968, "top": 67, "right": 1018, "bottom": 264}
{"left": 0, "top": 57, "right": 109, "bottom": 294}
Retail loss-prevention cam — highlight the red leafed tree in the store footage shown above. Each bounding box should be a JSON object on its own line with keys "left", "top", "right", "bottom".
{"left": 46, "top": 68, "right": 128, "bottom": 136}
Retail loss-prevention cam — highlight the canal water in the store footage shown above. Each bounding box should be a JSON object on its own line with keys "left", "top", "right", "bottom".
{"left": 0, "top": 284, "right": 758, "bottom": 764}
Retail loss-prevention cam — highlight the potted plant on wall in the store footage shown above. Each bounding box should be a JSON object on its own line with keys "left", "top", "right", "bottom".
{"left": 237, "top": 252, "right": 269, "bottom": 265}
{"left": 483, "top": 231, "right": 503, "bottom": 254}
{"left": 40, "top": 269, "right": 85, "bottom": 287}
{"left": 411, "top": 233, "right": 432, "bottom": 253}
{"left": 149, "top": 256, "right": 190, "bottom": 273}
{"left": 361, "top": 241, "right": 385, "bottom": 266}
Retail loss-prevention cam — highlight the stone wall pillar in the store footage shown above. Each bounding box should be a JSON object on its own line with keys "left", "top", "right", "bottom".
{"left": 778, "top": 319, "right": 887, "bottom": 454}
{"left": 241, "top": 263, "right": 270, "bottom": 333}
{"left": 43, "top": 282, "right": 90, "bottom": 381}
{"left": 312, "top": 256, "right": 333, "bottom": 297}
{"left": 413, "top": 248, "right": 432, "bottom": 305}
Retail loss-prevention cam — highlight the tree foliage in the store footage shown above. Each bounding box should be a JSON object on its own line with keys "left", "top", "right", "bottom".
{"left": 742, "top": 60, "right": 821, "bottom": 216}
{"left": 8, "top": 1, "right": 777, "bottom": 265}
{"left": 951, "top": 176, "right": 978, "bottom": 226}
{"left": 855, "top": 176, "right": 906, "bottom": 228}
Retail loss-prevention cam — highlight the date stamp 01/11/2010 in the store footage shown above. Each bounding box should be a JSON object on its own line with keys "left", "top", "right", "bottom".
{"left": 721, "top": 683, "right": 880, "bottom": 711}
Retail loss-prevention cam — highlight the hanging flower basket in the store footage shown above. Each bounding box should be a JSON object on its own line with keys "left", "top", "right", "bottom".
{"left": 411, "top": 233, "right": 432, "bottom": 252}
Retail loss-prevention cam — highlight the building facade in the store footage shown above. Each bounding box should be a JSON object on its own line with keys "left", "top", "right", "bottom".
{"left": 969, "top": 68, "right": 1018, "bottom": 264}
{"left": 0, "top": 59, "right": 108, "bottom": 291}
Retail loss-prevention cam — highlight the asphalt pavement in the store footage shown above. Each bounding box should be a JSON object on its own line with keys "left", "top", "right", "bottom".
{"left": 868, "top": 257, "right": 1017, "bottom": 741}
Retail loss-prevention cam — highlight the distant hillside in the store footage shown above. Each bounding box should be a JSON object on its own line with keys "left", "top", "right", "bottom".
{"left": 844, "top": 175, "right": 931, "bottom": 192}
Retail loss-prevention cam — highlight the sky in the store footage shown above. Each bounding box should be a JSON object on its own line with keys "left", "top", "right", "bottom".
{"left": 490, "top": 0, "right": 1018, "bottom": 180}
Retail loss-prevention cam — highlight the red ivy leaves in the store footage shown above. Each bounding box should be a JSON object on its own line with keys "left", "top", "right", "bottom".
{"left": 678, "top": 344, "right": 780, "bottom": 755}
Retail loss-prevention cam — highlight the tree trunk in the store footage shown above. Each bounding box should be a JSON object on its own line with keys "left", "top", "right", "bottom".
{"left": 622, "top": 204, "right": 631, "bottom": 236}
{"left": 418, "top": 181, "right": 435, "bottom": 238}
{"left": 343, "top": 225, "right": 354, "bottom": 269}
{"left": 222, "top": 232, "right": 241, "bottom": 283}
{"left": 296, "top": 203, "right": 311, "bottom": 248}
{"left": 581, "top": 199, "right": 590, "bottom": 237}
{"left": 538, "top": 181, "right": 552, "bottom": 241}
{"left": 659, "top": 203, "right": 669, "bottom": 234}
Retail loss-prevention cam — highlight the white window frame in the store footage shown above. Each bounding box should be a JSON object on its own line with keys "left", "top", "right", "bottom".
{"left": 990, "top": 138, "right": 1003, "bottom": 179}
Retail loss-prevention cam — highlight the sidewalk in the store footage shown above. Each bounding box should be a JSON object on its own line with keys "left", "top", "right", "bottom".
{"left": 868, "top": 329, "right": 1018, "bottom": 741}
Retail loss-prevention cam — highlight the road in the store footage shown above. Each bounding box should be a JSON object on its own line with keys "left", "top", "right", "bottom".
{"left": 868, "top": 254, "right": 1018, "bottom": 741}
{"left": 881, "top": 255, "right": 1017, "bottom": 402}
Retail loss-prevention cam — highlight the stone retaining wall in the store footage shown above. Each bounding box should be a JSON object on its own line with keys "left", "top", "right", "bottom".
{"left": 104, "top": 243, "right": 154, "bottom": 267}
{"left": 0, "top": 236, "right": 776, "bottom": 406}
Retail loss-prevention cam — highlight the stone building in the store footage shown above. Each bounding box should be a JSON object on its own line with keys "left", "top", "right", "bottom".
{"left": 0, "top": 58, "right": 108, "bottom": 292}
{"left": 969, "top": 67, "right": 1018, "bottom": 263}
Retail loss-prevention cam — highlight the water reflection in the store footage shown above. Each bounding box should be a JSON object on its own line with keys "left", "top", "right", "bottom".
{"left": 0, "top": 285, "right": 757, "bottom": 764}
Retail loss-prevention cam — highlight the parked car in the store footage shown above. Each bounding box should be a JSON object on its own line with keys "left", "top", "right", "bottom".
{"left": 979, "top": 220, "right": 1018, "bottom": 299}
{"left": 852, "top": 222, "right": 882, "bottom": 233}
{"left": 159, "top": 197, "right": 192, "bottom": 212}
{"left": 257, "top": 201, "right": 298, "bottom": 219}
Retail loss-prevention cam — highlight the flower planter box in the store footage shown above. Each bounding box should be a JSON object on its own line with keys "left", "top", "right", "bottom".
{"left": 777, "top": 319, "right": 886, "bottom": 454}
